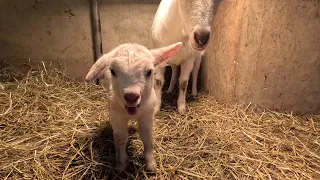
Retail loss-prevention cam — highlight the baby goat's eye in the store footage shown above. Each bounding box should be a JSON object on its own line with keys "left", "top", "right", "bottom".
{"left": 110, "top": 69, "right": 116, "bottom": 77}
{"left": 146, "top": 69, "right": 153, "bottom": 77}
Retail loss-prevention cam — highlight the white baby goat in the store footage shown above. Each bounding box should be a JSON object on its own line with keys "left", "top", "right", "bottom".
{"left": 85, "top": 42, "right": 182, "bottom": 172}
{"left": 152, "top": 0, "right": 214, "bottom": 114}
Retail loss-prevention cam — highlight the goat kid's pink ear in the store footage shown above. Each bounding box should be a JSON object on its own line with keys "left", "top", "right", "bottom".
{"left": 151, "top": 42, "right": 183, "bottom": 66}
{"left": 85, "top": 54, "right": 110, "bottom": 82}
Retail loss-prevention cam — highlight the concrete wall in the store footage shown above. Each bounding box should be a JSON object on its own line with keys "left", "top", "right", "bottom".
{"left": 203, "top": 0, "right": 320, "bottom": 114}
{"left": 0, "top": 0, "right": 93, "bottom": 80}
{"left": 100, "top": 1, "right": 159, "bottom": 52}
{"left": 0, "top": 0, "right": 159, "bottom": 81}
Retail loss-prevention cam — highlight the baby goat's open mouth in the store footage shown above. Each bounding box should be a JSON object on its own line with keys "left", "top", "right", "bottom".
{"left": 125, "top": 104, "right": 140, "bottom": 116}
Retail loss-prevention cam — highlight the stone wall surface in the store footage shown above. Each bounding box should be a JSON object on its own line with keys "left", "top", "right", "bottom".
{"left": 203, "top": 0, "right": 320, "bottom": 114}
{"left": 0, "top": 0, "right": 159, "bottom": 81}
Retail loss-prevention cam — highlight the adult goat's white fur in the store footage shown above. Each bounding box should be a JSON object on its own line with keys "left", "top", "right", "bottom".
{"left": 151, "top": 0, "right": 214, "bottom": 114}
{"left": 85, "top": 42, "right": 182, "bottom": 172}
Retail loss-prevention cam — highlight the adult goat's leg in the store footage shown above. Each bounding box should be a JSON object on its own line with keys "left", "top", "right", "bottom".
{"left": 177, "top": 58, "right": 194, "bottom": 114}
{"left": 192, "top": 54, "right": 202, "bottom": 96}
{"left": 167, "top": 64, "right": 178, "bottom": 94}
{"left": 154, "top": 66, "right": 166, "bottom": 115}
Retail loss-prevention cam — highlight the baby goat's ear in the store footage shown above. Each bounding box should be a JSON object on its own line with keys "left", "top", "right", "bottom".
{"left": 85, "top": 53, "right": 111, "bottom": 82}
{"left": 151, "top": 42, "right": 183, "bottom": 66}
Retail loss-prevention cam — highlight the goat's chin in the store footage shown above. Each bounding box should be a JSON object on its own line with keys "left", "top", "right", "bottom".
{"left": 125, "top": 103, "right": 140, "bottom": 116}
{"left": 189, "top": 39, "right": 206, "bottom": 51}
{"left": 191, "top": 44, "right": 206, "bottom": 51}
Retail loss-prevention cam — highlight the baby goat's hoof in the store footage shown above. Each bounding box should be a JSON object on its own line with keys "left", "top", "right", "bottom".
{"left": 166, "top": 89, "right": 173, "bottom": 94}
{"left": 144, "top": 154, "right": 156, "bottom": 172}
{"left": 178, "top": 104, "right": 186, "bottom": 114}
{"left": 145, "top": 160, "right": 156, "bottom": 173}
{"left": 145, "top": 164, "right": 156, "bottom": 173}
{"left": 154, "top": 106, "right": 160, "bottom": 115}
{"left": 115, "top": 161, "right": 127, "bottom": 172}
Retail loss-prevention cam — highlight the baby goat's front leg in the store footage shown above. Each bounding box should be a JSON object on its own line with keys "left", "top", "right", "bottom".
{"left": 138, "top": 114, "right": 156, "bottom": 172}
{"left": 110, "top": 110, "right": 129, "bottom": 171}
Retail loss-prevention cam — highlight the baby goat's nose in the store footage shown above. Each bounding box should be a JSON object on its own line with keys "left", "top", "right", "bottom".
{"left": 124, "top": 92, "right": 140, "bottom": 104}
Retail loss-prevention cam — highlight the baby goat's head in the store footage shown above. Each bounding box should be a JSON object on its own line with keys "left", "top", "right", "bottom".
{"left": 85, "top": 42, "right": 182, "bottom": 116}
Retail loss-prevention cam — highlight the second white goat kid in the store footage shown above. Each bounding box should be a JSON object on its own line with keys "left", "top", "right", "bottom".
{"left": 85, "top": 42, "right": 183, "bottom": 172}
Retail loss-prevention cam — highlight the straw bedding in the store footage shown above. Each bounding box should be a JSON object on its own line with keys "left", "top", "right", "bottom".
{"left": 0, "top": 66, "right": 319, "bottom": 180}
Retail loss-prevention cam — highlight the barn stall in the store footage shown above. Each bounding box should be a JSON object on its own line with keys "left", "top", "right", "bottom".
{"left": 0, "top": 0, "right": 319, "bottom": 179}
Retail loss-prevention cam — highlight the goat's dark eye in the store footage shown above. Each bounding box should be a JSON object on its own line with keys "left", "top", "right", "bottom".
{"left": 110, "top": 69, "right": 116, "bottom": 77}
{"left": 146, "top": 70, "right": 152, "bottom": 77}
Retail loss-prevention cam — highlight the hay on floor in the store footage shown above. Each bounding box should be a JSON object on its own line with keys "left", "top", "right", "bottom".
{"left": 0, "top": 66, "right": 319, "bottom": 180}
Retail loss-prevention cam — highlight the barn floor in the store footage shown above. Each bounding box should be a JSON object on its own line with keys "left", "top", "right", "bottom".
{"left": 0, "top": 66, "right": 319, "bottom": 180}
